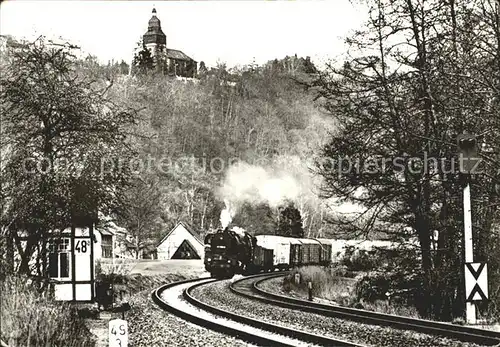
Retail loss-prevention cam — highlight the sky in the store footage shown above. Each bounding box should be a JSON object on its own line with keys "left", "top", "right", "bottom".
{"left": 0, "top": 0, "right": 368, "bottom": 68}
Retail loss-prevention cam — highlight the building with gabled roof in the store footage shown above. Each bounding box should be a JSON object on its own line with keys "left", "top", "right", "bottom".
{"left": 157, "top": 221, "right": 204, "bottom": 260}
{"left": 140, "top": 8, "right": 197, "bottom": 78}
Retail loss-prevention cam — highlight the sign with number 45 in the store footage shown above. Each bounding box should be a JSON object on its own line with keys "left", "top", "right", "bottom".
{"left": 109, "top": 319, "right": 128, "bottom": 347}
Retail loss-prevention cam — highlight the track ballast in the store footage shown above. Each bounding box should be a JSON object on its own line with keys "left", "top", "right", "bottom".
{"left": 152, "top": 276, "right": 365, "bottom": 347}
{"left": 229, "top": 272, "right": 500, "bottom": 346}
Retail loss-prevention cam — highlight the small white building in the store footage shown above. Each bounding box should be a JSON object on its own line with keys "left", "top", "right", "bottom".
{"left": 12, "top": 224, "right": 118, "bottom": 302}
{"left": 157, "top": 221, "right": 204, "bottom": 260}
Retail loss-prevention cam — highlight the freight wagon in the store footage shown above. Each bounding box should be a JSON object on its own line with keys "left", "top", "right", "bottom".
{"left": 297, "top": 238, "right": 322, "bottom": 265}
{"left": 204, "top": 227, "right": 335, "bottom": 278}
{"left": 250, "top": 244, "right": 274, "bottom": 272}
{"left": 316, "top": 238, "right": 343, "bottom": 263}
{"left": 255, "top": 235, "right": 293, "bottom": 270}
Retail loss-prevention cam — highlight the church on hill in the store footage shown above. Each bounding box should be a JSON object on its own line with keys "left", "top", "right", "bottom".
{"left": 138, "top": 8, "right": 197, "bottom": 78}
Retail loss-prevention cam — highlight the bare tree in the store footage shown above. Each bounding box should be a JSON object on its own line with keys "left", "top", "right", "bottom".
{"left": 314, "top": 0, "right": 500, "bottom": 319}
{"left": 0, "top": 38, "right": 137, "bottom": 277}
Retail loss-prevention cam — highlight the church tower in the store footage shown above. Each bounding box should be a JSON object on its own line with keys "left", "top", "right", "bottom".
{"left": 136, "top": 7, "right": 197, "bottom": 77}
{"left": 143, "top": 8, "right": 166, "bottom": 57}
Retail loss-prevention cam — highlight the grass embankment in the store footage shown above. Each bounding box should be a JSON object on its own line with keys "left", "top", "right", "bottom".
{"left": 88, "top": 259, "right": 209, "bottom": 347}
{"left": 283, "top": 266, "right": 422, "bottom": 318}
{"left": 96, "top": 258, "right": 208, "bottom": 295}
{"left": 1, "top": 276, "right": 96, "bottom": 347}
{"left": 1, "top": 260, "right": 208, "bottom": 347}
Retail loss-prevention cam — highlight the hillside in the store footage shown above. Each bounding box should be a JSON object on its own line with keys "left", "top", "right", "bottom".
{"left": 103, "top": 57, "right": 339, "bottom": 252}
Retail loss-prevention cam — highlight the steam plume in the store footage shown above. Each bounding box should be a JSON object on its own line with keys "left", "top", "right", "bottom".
{"left": 220, "top": 199, "right": 233, "bottom": 229}
{"left": 218, "top": 161, "right": 304, "bottom": 222}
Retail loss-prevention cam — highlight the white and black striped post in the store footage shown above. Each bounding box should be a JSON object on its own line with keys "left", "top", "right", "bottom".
{"left": 463, "top": 182, "right": 476, "bottom": 324}
{"left": 457, "top": 133, "right": 480, "bottom": 324}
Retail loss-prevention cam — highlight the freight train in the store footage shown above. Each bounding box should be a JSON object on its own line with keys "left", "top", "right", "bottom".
{"left": 203, "top": 227, "right": 334, "bottom": 278}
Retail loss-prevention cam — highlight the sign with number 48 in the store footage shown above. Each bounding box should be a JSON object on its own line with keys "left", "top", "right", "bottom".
{"left": 109, "top": 319, "right": 128, "bottom": 347}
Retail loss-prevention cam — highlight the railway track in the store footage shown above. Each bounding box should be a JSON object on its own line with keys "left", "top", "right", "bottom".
{"left": 229, "top": 272, "right": 500, "bottom": 346}
{"left": 152, "top": 276, "right": 365, "bottom": 347}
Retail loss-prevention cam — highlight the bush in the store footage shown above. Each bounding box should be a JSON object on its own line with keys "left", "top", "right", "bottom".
{"left": 283, "top": 266, "right": 357, "bottom": 305}
{"left": 1, "top": 276, "right": 96, "bottom": 347}
{"left": 355, "top": 271, "right": 392, "bottom": 302}
{"left": 330, "top": 264, "right": 357, "bottom": 278}
{"left": 94, "top": 258, "right": 138, "bottom": 310}
{"left": 340, "top": 247, "right": 378, "bottom": 271}
{"left": 361, "top": 299, "right": 422, "bottom": 318}
{"left": 354, "top": 270, "right": 423, "bottom": 306}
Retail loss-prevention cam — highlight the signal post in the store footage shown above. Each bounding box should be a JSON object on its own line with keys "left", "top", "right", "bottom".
{"left": 457, "top": 133, "right": 489, "bottom": 324}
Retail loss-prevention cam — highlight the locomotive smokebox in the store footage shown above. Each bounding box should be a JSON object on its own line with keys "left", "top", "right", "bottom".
{"left": 215, "top": 227, "right": 229, "bottom": 234}
{"left": 203, "top": 225, "right": 256, "bottom": 278}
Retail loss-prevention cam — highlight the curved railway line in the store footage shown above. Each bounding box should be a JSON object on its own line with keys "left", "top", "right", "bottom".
{"left": 153, "top": 272, "right": 500, "bottom": 346}
{"left": 152, "top": 276, "right": 364, "bottom": 347}
{"left": 230, "top": 273, "right": 500, "bottom": 346}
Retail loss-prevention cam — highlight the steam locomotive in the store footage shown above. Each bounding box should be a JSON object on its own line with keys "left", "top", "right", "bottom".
{"left": 203, "top": 227, "right": 333, "bottom": 278}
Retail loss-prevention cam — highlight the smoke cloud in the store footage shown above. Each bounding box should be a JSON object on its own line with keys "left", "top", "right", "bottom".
{"left": 220, "top": 199, "right": 234, "bottom": 229}
{"left": 218, "top": 161, "right": 305, "bottom": 226}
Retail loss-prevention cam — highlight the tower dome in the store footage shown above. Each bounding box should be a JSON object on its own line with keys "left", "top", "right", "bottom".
{"left": 143, "top": 8, "right": 166, "bottom": 45}
{"left": 148, "top": 8, "right": 161, "bottom": 29}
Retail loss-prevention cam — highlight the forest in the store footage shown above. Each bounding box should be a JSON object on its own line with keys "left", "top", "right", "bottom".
{"left": 1, "top": 0, "right": 499, "bottom": 321}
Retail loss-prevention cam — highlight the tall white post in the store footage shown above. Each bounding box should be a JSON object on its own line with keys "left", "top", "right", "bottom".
{"left": 463, "top": 183, "right": 476, "bottom": 324}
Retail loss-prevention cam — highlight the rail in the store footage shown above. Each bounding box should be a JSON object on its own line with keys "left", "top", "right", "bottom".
{"left": 228, "top": 272, "right": 500, "bottom": 346}
{"left": 153, "top": 275, "right": 366, "bottom": 346}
